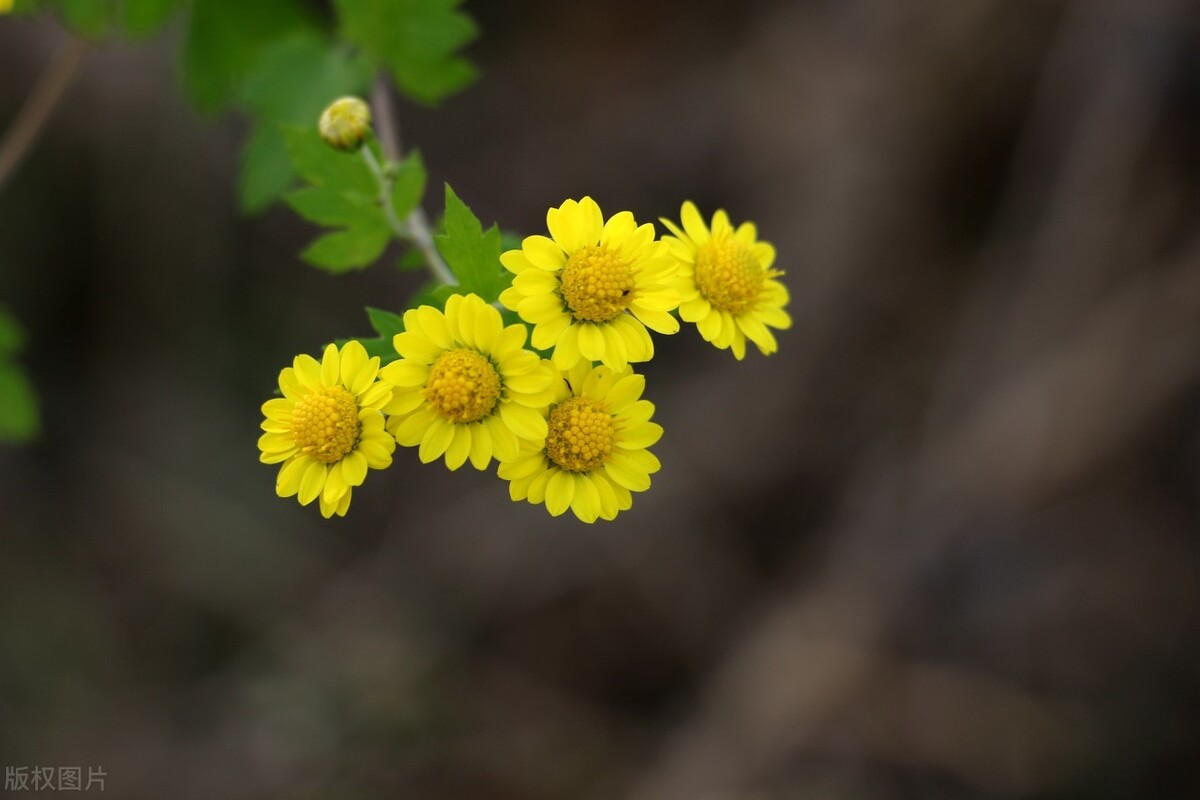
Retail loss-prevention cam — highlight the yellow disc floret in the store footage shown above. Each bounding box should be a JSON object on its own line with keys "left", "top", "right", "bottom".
{"left": 545, "top": 396, "right": 617, "bottom": 472}
{"left": 559, "top": 244, "right": 635, "bottom": 323}
{"left": 694, "top": 236, "right": 765, "bottom": 314}
{"left": 292, "top": 386, "right": 362, "bottom": 463}
{"left": 424, "top": 347, "right": 502, "bottom": 424}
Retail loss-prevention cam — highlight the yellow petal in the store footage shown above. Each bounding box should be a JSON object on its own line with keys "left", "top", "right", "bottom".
{"left": 415, "top": 305, "right": 455, "bottom": 349}
{"left": 485, "top": 414, "right": 519, "bottom": 462}
{"left": 342, "top": 450, "right": 368, "bottom": 486}
{"left": 468, "top": 422, "right": 493, "bottom": 469}
{"left": 680, "top": 201, "right": 710, "bottom": 245}
{"left": 380, "top": 360, "right": 430, "bottom": 388}
{"left": 339, "top": 340, "right": 368, "bottom": 388}
{"left": 570, "top": 474, "right": 601, "bottom": 523}
{"left": 522, "top": 234, "right": 566, "bottom": 270}
{"left": 298, "top": 460, "right": 328, "bottom": 505}
{"left": 499, "top": 401, "right": 548, "bottom": 441}
{"left": 576, "top": 323, "right": 605, "bottom": 362}
{"left": 392, "top": 331, "right": 442, "bottom": 364}
{"left": 605, "top": 373, "right": 645, "bottom": 410}
{"left": 320, "top": 343, "right": 341, "bottom": 387}
{"left": 275, "top": 456, "right": 309, "bottom": 498}
{"left": 445, "top": 424, "right": 472, "bottom": 470}
{"left": 545, "top": 469, "right": 575, "bottom": 516}
{"left": 418, "top": 418, "right": 455, "bottom": 463}
{"left": 619, "top": 422, "right": 663, "bottom": 449}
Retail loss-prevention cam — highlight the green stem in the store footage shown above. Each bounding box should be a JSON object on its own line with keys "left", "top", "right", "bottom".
{"left": 362, "top": 81, "right": 456, "bottom": 288}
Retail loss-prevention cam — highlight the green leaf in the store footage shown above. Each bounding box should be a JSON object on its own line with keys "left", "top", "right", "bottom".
{"left": 301, "top": 222, "right": 391, "bottom": 273}
{"left": 0, "top": 308, "right": 26, "bottom": 358}
{"left": 366, "top": 307, "right": 406, "bottom": 338}
{"left": 281, "top": 124, "right": 376, "bottom": 197}
{"left": 236, "top": 34, "right": 372, "bottom": 212}
{"left": 434, "top": 184, "right": 508, "bottom": 302}
{"left": 182, "top": 0, "right": 315, "bottom": 113}
{"left": 0, "top": 363, "right": 39, "bottom": 444}
{"left": 389, "top": 151, "right": 427, "bottom": 219}
{"left": 285, "top": 186, "right": 381, "bottom": 228}
{"left": 333, "top": 0, "right": 478, "bottom": 105}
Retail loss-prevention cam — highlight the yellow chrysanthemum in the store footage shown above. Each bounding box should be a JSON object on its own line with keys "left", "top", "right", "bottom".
{"left": 0, "top": 0, "right": 12, "bottom": 14}
{"left": 661, "top": 201, "right": 791, "bottom": 359}
{"left": 498, "top": 362, "right": 662, "bottom": 523}
{"left": 258, "top": 341, "right": 396, "bottom": 518}
{"left": 499, "top": 197, "right": 680, "bottom": 371}
{"left": 380, "top": 293, "right": 557, "bottom": 470}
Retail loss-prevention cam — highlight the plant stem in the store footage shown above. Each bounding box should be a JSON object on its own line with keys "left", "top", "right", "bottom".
{"left": 366, "top": 77, "right": 456, "bottom": 287}
{"left": 0, "top": 36, "right": 88, "bottom": 194}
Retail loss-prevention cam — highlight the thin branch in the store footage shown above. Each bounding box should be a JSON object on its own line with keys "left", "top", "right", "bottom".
{"left": 368, "top": 76, "right": 456, "bottom": 286}
{"left": 0, "top": 36, "right": 88, "bottom": 194}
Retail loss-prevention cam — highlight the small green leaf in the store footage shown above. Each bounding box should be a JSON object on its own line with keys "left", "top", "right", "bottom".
{"left": 434, "top": 184, "right": 508, "bottom": 302}
{"left": 285, "top": 187, "right": 381, "bottom": 228}
{"left": 332, "top": 0, "right": 478, "bottom": 105}
{"left": 366, "top": 307, "right": 406, "bottom": 338}
{"left": 0, "top": 363, "right": 40, "bottom": 444}
{"left": 237, "top": 35, "right": 372, "bottom": 211}
{"left": 51, "top": 0, "right": 117, "bottom": 37}
{"left": 389, "top": 151, "right": 427, "bottom": 219}
{"left": 395, "top": 249, "right": 426, "bottom": 272}
{"left": 301, "top": 221, "right": 391, "bottom": 273}
{"left": 182, "top": 0, "right": 316, "bottom": 113}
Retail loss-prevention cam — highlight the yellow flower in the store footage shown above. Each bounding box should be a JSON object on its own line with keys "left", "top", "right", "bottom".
{"left": 498, "top": 362, "right": 662, "bottom": 523}
{"left": 499, "top": 197, "right": 680, "bottom": 371}
{"left": 0, "top": 0, "right": 12, "bottom": 14}
{"left": 661, "top": 201, "right": 791, "bottom": 359}
{"left": 381, "top": 293, "right": 557, "bottom": 470}
{"left": 258, "top": 341, "right": 395, "bottom": 519}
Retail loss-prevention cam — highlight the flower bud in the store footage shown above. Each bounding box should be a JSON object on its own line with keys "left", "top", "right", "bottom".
{"left": 318, "top": 96, "right": 372, "bottom": 152}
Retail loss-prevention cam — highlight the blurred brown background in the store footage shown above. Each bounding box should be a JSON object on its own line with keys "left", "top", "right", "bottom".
{"left": 2, "top": 0, "right": 1200, "bottom": 797}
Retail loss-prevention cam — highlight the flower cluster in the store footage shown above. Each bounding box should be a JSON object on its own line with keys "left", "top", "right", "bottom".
{"left": 260, "top": 198, "right": 790, "bottom": 522}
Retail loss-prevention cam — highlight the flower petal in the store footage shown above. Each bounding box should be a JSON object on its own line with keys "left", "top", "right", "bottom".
{"left": 500, "top": 401, "right": 548, "bottom": 442}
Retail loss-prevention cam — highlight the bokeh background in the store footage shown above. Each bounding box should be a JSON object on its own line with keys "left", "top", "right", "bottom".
{"left": 2, "top": 0, "right": 1200, "bottom": 797}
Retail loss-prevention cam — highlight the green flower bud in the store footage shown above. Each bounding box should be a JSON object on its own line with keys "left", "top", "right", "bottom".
{"left": 318, "top": 96, "right": 372, "bottom": 152}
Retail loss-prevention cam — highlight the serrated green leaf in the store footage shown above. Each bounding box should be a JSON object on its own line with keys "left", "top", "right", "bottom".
{"left": 0, "top": 363, "right": 39, "bottom": 444}
{"left": 281, "top": 125, "right": 376, "bottom": 197}
{"left": 389, "top": 151, "right": 426, "bottom": 219}
{"left": 366, "top": 307, "right": 406, "bottom": 338}
{"left": 332, "top": 0, "right": 478, "bottom": 105}
{"left": 434, "top": 184, "right": 508, "bottom": 302}
{"left": 286, "top": 187, "right": 381, "bottom": 228}
{"left": 182, "top": 0, "right": 315, "bottom": 113}
{"left": 301, "top": 222, "right": 391, "bottom": 273}
{"left": 0, "top": 308, "right": 26, "bottom": 358}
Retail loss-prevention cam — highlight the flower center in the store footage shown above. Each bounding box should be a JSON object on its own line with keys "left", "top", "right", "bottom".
{"left": 545, "top": 396, "right": 616, "bottom": 472}
{"left": 292, "top": 386, "right": 361, "bottom": 463}
{"left": 560, "top": 244, "right": 635, "bottom": 323}
{"left": 424, "top": 348, "right": 502, "bottom": 424}
{"left": 695, "top": 237, "right": 764, "bottom": 314}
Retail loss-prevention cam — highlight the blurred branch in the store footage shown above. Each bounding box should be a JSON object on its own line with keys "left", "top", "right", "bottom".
{"left": 0, "top": 36, "right": 87, "bottom": 194}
